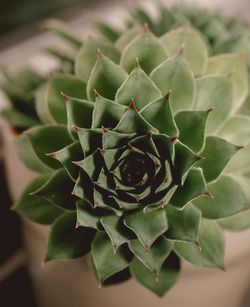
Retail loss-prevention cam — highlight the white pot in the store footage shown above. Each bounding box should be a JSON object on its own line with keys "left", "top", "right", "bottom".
{"left": 2, "top": 122, "right": 250, "bottom": 307}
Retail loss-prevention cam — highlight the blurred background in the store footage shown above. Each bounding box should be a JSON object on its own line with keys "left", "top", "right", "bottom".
{"left": 0, "top": 0, "right": 250, "bottom": 306}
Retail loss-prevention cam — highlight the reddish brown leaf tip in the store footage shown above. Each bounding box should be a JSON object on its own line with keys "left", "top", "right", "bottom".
{"left": 72, "top": 160, "right": 81, "bottom": 166}
{"left": 46, "top": 152, "right": 56, "bottom": 157}
{"left": 97, "top": 148, "right": 105, "bottom": 156}
{"left": 206, "top": 107, "right": 214, "bottom": 113}
{"left": 129, "top": 98, "right": 137, "bottom": 111}
{"left": 144, "top": 245, "right": 150, "bottom": 253}
{"left": 178, "top": 44, "right": 185, "bottom": 56}
{"left": 143, "top": 23, "right": 149, "bottom": 32}
{"left": 164, "top": 90, "right": 172, "bottom": 101}
{"left": 75, "top": 221, "right": 80, "bottom": 229}
{"left": 101, "top": 126, "right": 109, "bottom": 133}
{"left": 72, "top": 124, "right": 81, "bottom": 132}
{"left": 204, "top": 190, "right": 214, "bottom": 198}
{"left": 97, "top": 48, "right": 104, "bottom": 59}
{"left": 195, "top": 155, "right": 205, "bottom": 161}
{"left": 94, "top": 89, "right": 101, "bottom": 97}
{"left": 170, "top": 136, "right": 178, "bottom": 143}
{"left": 60, "top": 91, "right": 69, "bottom": 102}
{"left": 236, "top": 145, "right": 244, "bottom": 150}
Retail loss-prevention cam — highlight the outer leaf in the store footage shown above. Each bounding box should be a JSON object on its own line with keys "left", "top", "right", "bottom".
{"left": 130, "top": 253, "right": 180, "bottom": 297}
{"left": 15, "top": 125, "right": 72, "bottom": 173}
{"left": 174, "top": 219, "right": 224, "bottom": 268}
{"left": 44, "top": 19, "right": 83, "bottom": 47}
{"left": 87, "top": 55, "right": 127, "bottom": 101}
{"left": 115, "top": 64, "right": 161, "bottom": 110}
{"left": 194, "top": 175, "right": 250, "bottom": 219}
{"left": 91, "top": 232, "right": 131, "bottom": 283}
{"left": 218, "top": 209, "right": 250, "bottom": 231}
{"left": 1, "top": 109, "right": 40, "bottom": 129}
{"left": 128, "top": 237, "right": 173, "bottom": 275}
{"left": 194, "top": 76, "right": 233, "bottom": 133}
{"left": 36, "top": 74, "right": 86, "bottom": 125}
{"left": 140, "top": 95, "right": 178, "bottom": 137}
{"left": 225, "top": 144, "right": 250, "bottom": 175}
{"left": 166, "top": 204, "right": 201, "bottom": 243}
{"left": 175, "top": 110, "right": 210, "bottom": 152}
{"left": 46, "top": 212, "right": 95, "bottom": 261}
{"left": 101, "top": 215, "right": 130, "bottom": 251}
{"left": 120, "top": 29, "right": 167, "bottom": 74}
{"left": 150, "top": 54, "right": 195, "bottom": 113}
{"left": 170, "top": 168, "right": 208, "bottom": 209}
{"left": 161, "top": 24, "right": 208, "bottom": 76}
{"left": 218, "top": 115, "right": 250, "bottom": 146}
{"left": 75, "top": 37, "right": 120, "bottom": 82}
{"left": 115, "top": 26, "right": 141, "bottom": 51}
{"left": 205, "top": 54, "right": 249, "bottom": 112}
{"left": 32, "top": 168, "right": 76, "bottom": 210}
{"left": 14, "top": 174, "right": 63, "bottom": 224}
{"left": 50, "top": 141, "right": 83, "bottom": 180}
{"left": 198, "top": 136, "right": 240, "bottom": 182}
{"left": 76, "top": 128, "right": 102, "bottom": 156}
{"left": 124, "top": 208, "right": 168, "bottom": 249}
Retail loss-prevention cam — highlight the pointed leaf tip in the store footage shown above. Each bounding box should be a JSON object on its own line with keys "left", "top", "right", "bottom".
{"left": 60, "top": 91, "right": 69, "bottom": 102}
{"left": 164, "top": 90, "right": 172, "bottom": 100}
{"left": 129, "top": 98, "right": 137, "bottom": 110}
{"left": 72, "top": 124, "right": 81, "bottom": 132}
{"left": 143, "top": 23, "right": 149, "bottom": 32}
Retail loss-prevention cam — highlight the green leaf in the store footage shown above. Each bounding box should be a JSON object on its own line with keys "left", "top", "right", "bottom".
{"left": 225, "top": 144, "right": 250, "bottom": 175}
{"left": 150, "top": 54, "right": 195, "bottom": 113}
{"left": 175, "top": 110, "right": 210, "bottom": 153}
{"left": 140, "top": 94, "right": 178, "bottom": 137}
{"left": 166, "top": 204, "right": 201, "bottom": 243}
{"left": 173, "top": 141, "right": 198, "bottom": 185}
{"left": 76, "top": 199, "right": 101, "bottom": 230}
{"left": 205, "top": 54, "right": 249, "bottom": 112}
{"left": 65, "top": 97, "right": 94, "bottom": 137}
{"left": 114, "top": 101, "right": 157, "bottom": 134}
{"left": 124, "top": 208, "right": 168, "bottom": 249}
{"left": 1, "top": 109, "right": 40, "bottom": 129}
{"left": 76, "top": 128, "right": 102, "bottom": 156}
{"left": 174, "top": 219, "right": 224, "bottom": 268}
{"left": 218, "top": 209, "right": 250, "bottom": 231}
{"left": 130, "top": 253, "right": 180, "bottom": 297}
{"left": 44, "top": 19, "right": 83, "bottom": 48}
{"left": 115, "top": 26, "right": 141, "bottom": 51}
{"left": 36, "top": 74, "right": 86, "bottom": 125}
{"left": 128, "top": 237, "right": 173, "bottom": 275}
{"left": 120, "top": 29, "right": 167, "bottom": 74}
{"left": 161, "top": 24, "right": 208, "bottom": 76}
{"left": 198, "top": 136, "right": 240, "bottom": 182}
{"left": 32, "top": 168, "right": 75, "bottom": 210}
{"left": 92, "top": 95, "right": 127, "bottom": 129}
{"left": 14, "top": 174, "right": 63, "bottom": 224}
{"left": 91, "top": 232, "right": 131, "bottom": 283}
{"left": 50, "top": 141, "right": 83, "bottom": 180}
{"left": 101, "top": 215, "right": 130, "bottom": 251}
{"left": 87, "top": 54, "right": 127, "bottom": 101}
{"left": 75, "top": 37, "right": 120, "bottom": 82}
{"left": 194, "top": 175, "right": 250, "bottom": 219}
{"left": 93, "top": 20, "right": 121, "bottom": 42}
{"left": 218, "top": 115, "right": 250, "bottom": 146}
{"left": 115, "top": 63, "right": 161, "bottom": 110}
{"left": 15, "top": 125, "right": 73, "bottom": 173}
{"left": 194, "top": 76, "right": 233, "bottom": 133}
{"left": 170, "top": 168, "right": 208, "bottom": 209}
{"left": 103, "top": 130, "right": 136, "bottom": 150}
{"left": 46, "top": 212, "right": 95, "bottom": 261}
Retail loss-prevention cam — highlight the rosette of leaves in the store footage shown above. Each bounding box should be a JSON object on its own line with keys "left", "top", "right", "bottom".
{"left": 0, "top": 68, "right": 44, "bottom": 132}
{"left": 14, "top": 24, "right": 250, "bottom": 296}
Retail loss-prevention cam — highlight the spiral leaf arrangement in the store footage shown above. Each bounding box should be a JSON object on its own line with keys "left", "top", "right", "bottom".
{"left": 11, "top": 19, "right": 250, "bottom": 296}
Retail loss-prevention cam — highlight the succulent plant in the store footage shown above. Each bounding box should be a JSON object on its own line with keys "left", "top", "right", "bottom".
{"left": 13, "top": 20, "right": 250, "bottom": 296}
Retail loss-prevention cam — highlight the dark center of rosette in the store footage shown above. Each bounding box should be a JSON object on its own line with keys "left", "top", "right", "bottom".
{"left": 119, "top": 152, "right": 148, "bottom": 186}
